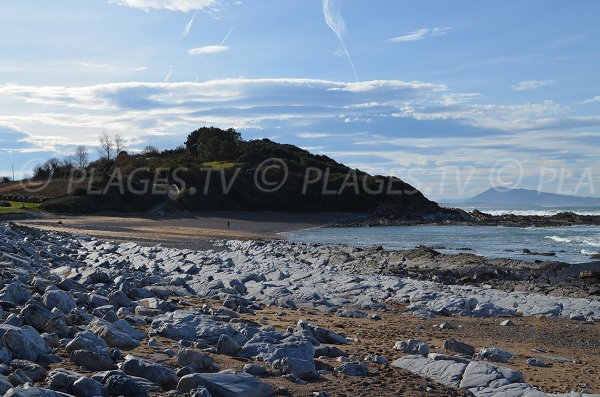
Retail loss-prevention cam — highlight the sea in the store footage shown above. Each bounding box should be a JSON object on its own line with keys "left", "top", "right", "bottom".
{"left": 281, "top": 207, "right": 600, "bottom": 264}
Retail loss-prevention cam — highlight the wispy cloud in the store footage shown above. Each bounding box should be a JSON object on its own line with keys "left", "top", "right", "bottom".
{"left": 512, "top": 79, "right": 555, "bottom": 91}
{"left": 188, "top": 27, "right": 234, "bottom": 55}
{"left": 583, "top": 96, "right": 600, "bottom": 104}
{"left": 181, "top": 13, "right": 196, "bottom": 38}
{"left": 387, "top": 27, "right": 451, "bottom": 43}
{"left": 163, "top": 68, "right": 173, "bottom": 81}
{"left": 189, "top": 45, "right": 228, "bottom": 54}
{"left": 108, "top": 0, "right": 219, "bottom": 12}
{"left": 78, "top": 62, "right": 147, "bottom": 72}
{"left": 322, "top": 0, "right": 358, "bottom": 82}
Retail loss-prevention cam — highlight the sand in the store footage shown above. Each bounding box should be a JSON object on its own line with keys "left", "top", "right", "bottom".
{"left": 14, "top": 211, "right": 348, "bottom": 250}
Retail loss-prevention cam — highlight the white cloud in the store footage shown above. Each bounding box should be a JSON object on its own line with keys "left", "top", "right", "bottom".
{"left": 512, "top": 80, "right": 555, "bottom": 91}
{"left": 78, "top": 62, "right": 148, "bottom": 72}
{"left": 108, "top": 0, "right": 219, "bottom": 12}
{"left": 297, "top": 133, "right": 332, "bottom": 139}
{"left": 583, "top": 96, "right": 600, "bottom": 104}
{"left": 188, "top": 45, "right": 229, "bottom": 54}
{"left": 387, "top": 27, "right": 451, "bottom": 43}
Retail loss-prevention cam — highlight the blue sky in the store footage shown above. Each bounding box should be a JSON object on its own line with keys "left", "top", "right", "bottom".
{"left": 1, "top": 0, "right": 599, "bottom": 199}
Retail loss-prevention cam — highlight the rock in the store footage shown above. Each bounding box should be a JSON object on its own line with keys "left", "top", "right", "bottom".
{"left": 0, "top": 282, "right": 31, "bottom": 306}
{"left": 336, "top": 310, "right": 368, "bottom": 318}
{"left": 4, "top": 385, "right": 71, "bottom": 397}
{"left": 70, "top": 350, "right": 115, "bottom": 371}
{"left": 66, "top": 331, "right": 109, "bottom": 354}
{"left": 120, "top": 354, "right": 179, "bottom": 390}
{"left": 216, "top": 334, "right": 241, "bottom": 356}
{"left": 477, "top": 347, "right": 513, "bottom": 363}
{"left": 9, "top": 359, "right": 46, "bottom": 382}
{"left": 243, "top": 364, "right": 268, "bottom": 376}
{"left": 392, "top": 353, "right": 526, "bottom": 391}
{"left": 443, "top": 339, "right": 476, "bottom": 356}
{"left": 526, "top": 358, "right": 549, "bottom": 367}
{"left": 334, "top": 362, "right": 369, "bottom": 376}
{"left": 103, "top": 372, "right": 150, "bottom": 397}
{"left": 176, "top": 348, "right": 215, "bottom": 371}
{"left": 150, "top": 310, "right": 231, "bottom": 344}
{"left": 364, "top": 354, "right": 388, "bottom": 365}
{"left": 71, "top": 377, "right": 108, "bottom": 397}
{"left": 238, "top": 332, "right": 317, "bottom": 379}
{"left": 109, "top": 291, "right": 133, "bottom": 308}
{"left": 0, "top": 379, "right": 14, "bottom": 395}
{"left": 177, "top": 372, "right": 275, "bottom": 397}
{"left": 500, "top": 319, "right": 514, "bottom": 326}
{"left": 459, "top": 360, "right": 524, "bottom": 389}
{"left": 189, "top": 387, "right": 213, "bottom": 397}
{"left": 296, "top": 320, "right": 347, "bottom": 344}
{"left": 438, "top": 322, "right": 457, "bottom": 330}
{"left": 0, "top": 325, "right": 50, "bottom": 362}
{"left": 42, "top": 290, "right": 76, "bottom": 314}
{"left": 393, "top": 339, "right": 429, "bottom": 356}
{"left": 314, "top": 345, "right": 346, "bottom": 358}
{"left": 392, "top": 355, "right": 467, "bottom": 388}
{"left": 87, "top": 319, "right": 140, "bottom": 349}
{"left": 47, "top": 369, "right": 81, "bottom": 392}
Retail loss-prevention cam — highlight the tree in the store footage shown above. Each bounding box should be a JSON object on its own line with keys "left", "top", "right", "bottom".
{"left": 185, "top": 126, "right": 243, "bottom": 161}
{"left": 73, "top": 145, "right": 89, "bottom": 169}
{"left": 142, "top": 145, "right": 159, "bottom": 156}
{"left": 98, "top": 132, "right": 114, "bottom": 162}
{"left": 114, "top": 134, "right": 127, "bottom": 155}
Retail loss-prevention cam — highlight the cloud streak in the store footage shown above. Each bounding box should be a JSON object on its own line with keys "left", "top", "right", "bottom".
{"left": 387, "top": 27, "right": 451, "bottom": 43}
{"left": 188, "top": 27, "right": 233, "bottom": 55}
{"left": 108, "top": 0, "right": 219, "bottom": 12}
{"left": 322, "top": 0, "right": 359, "bottom": 82}
{"left": 181, "top": 13, "right": 196, "bottom": 38}
{"left": 189, "top": 45, "right": 228, "bottom": 54}
{"left": 512, "top": 80, "right": 556, "bottom": 91}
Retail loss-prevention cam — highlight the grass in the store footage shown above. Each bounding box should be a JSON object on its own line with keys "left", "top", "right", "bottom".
{"left": 0, "top": 200, "right": 44, "bottom": 214}
{"left": 202, "top": 161, "right": 238, "bottom": 169}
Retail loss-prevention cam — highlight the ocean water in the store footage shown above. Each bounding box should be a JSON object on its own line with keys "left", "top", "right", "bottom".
{"left": 458, "top": 206, "right": 600, "bottom": 216}
{"left": 282, "top": 218, "right": 600, "bottom": 264}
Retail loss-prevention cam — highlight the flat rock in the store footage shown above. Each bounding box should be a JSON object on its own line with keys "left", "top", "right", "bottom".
{"left": 177, "top": 372, "right": 274, "bottom": 397}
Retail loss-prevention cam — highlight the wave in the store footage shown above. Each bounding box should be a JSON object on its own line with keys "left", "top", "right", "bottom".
{"left": 483, "top": 209, "right": 600, "bottom": 216}
{"left": 545, "top": 235, "right": 600, "bottom": 247}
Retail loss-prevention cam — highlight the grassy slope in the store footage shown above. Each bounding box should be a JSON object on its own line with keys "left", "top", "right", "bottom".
{"left": 0, "top": 201, "right": 43, "bottom": 214}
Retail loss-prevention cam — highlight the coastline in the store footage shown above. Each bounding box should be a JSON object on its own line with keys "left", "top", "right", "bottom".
{"left": 1, "top": 221, "right": 599, "bottom": 395}
{"left": 11, "top": 211, "right": 349, "bottom": 250}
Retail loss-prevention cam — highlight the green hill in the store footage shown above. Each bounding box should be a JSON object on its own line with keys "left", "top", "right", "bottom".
{"left": 27, "top": 127, "right": 449, "bottom": 220}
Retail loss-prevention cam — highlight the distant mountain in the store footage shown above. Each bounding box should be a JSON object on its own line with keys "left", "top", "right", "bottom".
{"left": 453, "top": 188, "right": 600, "bottom": 208}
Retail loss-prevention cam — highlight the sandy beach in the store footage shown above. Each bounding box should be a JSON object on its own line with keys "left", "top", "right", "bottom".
{"left": 13, "top": 212, "right": 349, "bottom": 250}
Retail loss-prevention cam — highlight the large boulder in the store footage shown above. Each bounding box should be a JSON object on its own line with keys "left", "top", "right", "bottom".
{"left": 149, "top": 310, "right": 231, "bottom": 344}
{"left": 42, "top": 290, "right": 76, "bottom": 314}
{"left": 0, "top": 325, "right": 50, "bottom": 362}
{"left": 238, "top": 331, "right": 317, "bottom": 379}
{"left": 177, "top": 348, "right": 215, "bottom": 371}
{"left": 295, "top": 320, "right": 347, "bottom": 344}
{"left": 87, "top": 319, "right": 140, "bottom": 349}
{"left": 120, "top": 355, "right": 179, "bottom": 390}
{"left": 70, "top": 350, "right": 115, "bottom": 371}
{"left": 177, "top": 373, "right": 274, "bottom": 397}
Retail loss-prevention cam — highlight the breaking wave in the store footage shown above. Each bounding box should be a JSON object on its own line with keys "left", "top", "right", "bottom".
{"left": 545, "top": 235, "right": 600, "bottom": 247}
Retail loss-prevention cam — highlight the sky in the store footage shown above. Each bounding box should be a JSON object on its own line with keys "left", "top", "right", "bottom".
{"left": 1, "top": 0, "right": 599, "bottom": 199}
